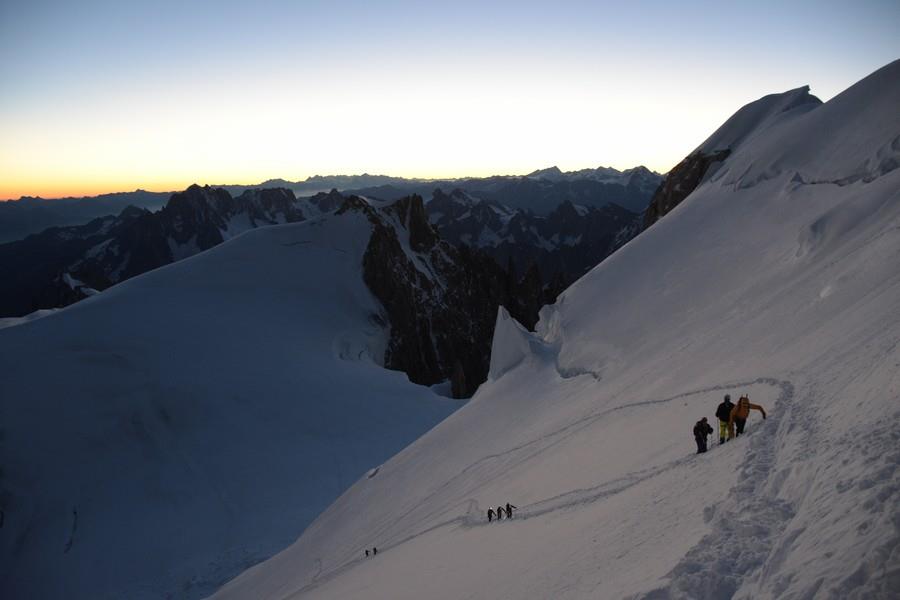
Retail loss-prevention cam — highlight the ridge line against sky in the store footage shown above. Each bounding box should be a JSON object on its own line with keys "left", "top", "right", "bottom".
{"left": 0, "top": 166, "right": 653, "bottom": 202}
{"left": 1, "top": 0, "right": 898, "bottom": 200}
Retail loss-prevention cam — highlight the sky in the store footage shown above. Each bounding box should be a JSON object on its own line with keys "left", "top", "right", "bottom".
{"left": 1, "top": 0, "right": 898, "bottom": 199}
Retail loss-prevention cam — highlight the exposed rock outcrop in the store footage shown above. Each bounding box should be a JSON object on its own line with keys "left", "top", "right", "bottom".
{"left": 354, "top": 194, "right": 542, "bottom": 397}
{"left": 309, "top": 188, "right": 347, "bottom": 213}
{"left": 642, "top": 149, "right": 731, "bottom": 229}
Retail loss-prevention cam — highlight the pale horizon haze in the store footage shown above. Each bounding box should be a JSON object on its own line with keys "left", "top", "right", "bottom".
{"left": 1, "top": 0, "right": 898, "bottom": 199}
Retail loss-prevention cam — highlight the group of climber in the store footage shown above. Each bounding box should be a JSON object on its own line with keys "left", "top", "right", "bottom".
{"left": 694, "top": 394, "right": 767, "bottom": 454}
{"left": 487, "top": 502, "right": 518, "bottom": 522}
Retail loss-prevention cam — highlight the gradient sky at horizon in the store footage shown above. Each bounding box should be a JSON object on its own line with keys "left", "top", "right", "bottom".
{"left": 1, "top": 0, "right": 898, "bottom": 199}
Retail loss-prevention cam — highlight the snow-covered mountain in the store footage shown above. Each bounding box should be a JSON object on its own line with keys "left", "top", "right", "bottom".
{"left": 427, "top": 187, "right": 641, "bottom": 289}
{"left": 210, "top": 60, "right": 900, "bottom": 600}
{"left": 0, "top": 179, "right": 580, "bottom": 597}
{"left": 1, "top": 183, "right": 560, "bottom": 393}
{"left": 0, "top": 186, "right": 309, "bottom": 317}
{"left": 643, "top": 85, "right": 822, "bottom": 229}
{"left": 1, "top": 177, "right": 649, "bottom": 319}
{"left": 0, "top": 194, "right": 480, "bottom": 599}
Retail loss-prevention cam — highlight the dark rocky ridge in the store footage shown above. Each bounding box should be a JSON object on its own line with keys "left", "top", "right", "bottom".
{"left": 642, "top": 150, "right": 731, "bottom": 229}
{"left": 307, "top": 189, "right": 347, "bottom": 213}
{"left": 348, "top": 194, "right": 545, "bottom": 397}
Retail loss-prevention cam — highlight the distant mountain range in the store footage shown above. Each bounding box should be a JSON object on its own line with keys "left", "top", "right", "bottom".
{"left": 0, "top": 180, "right": 646, "bottom": 401}
{"left": 0, "top": 186, "right": 328, "bottom": 317}
{"left": 0, "top": 190, "right": 171, "bottom": 243}
{"left": 342, "top": 165, "right": 661, "bottom": 215}
{"left": 0, "top": 181, "right": 646, "bottom": 321}
{"left": 0, "top": 166, "right": 662, "bottom": 242}
{"left": 427, "top": 187, "right": 641, "bottom": 290}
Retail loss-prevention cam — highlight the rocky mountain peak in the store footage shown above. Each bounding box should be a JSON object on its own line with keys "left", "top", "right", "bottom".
{"left": 550, "top": 199, "right": 583, "bottom": 220}
{"left": 310, "top": 188, "right": 347, "bottom": 213}
{"left": 527, "top": 166, "right": 565, "bottom": 180}
{"left": 358, "top": 194, "right": 548, "bottom": 397}
{"left": 384, "top": 194, "right": 438, "bottom": 252}
{"left": 335, "top": 194, "right": 374, "bottom": 218}
{"left": 166, "top": 184, "right": 233, "bottom": 217}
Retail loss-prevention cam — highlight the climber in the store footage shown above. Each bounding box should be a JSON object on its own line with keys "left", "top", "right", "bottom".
{"left": 497, "top": 505, "right": 505, "bottom": 520}
{"left": 693, "top": 417, "right": 713, "bottom": 454}
{"left": 729, "top": 395, "right": 766, "bottom": 437}
{"left": 506, "top": 502, "right": 517, "bottom": 518}
{"left": 715, "top": 394, "right": 735, "bottom": 444}
{"left": 487, "top": 507, "right": 495, "bottom": 522}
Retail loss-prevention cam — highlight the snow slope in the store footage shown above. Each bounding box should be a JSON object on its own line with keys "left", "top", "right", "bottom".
{"left": 0, "top": 212, "right": 462, "bottom": 599}
{"left": 211, "top": 60, "right": 900, "bottom": 599}
{"left": 0, "top": 309, "right": 59, "bottom": 330}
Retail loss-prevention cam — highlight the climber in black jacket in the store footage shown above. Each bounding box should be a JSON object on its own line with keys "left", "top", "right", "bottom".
{"left": 693, "top": 417, "right": 713, "bottom": 454}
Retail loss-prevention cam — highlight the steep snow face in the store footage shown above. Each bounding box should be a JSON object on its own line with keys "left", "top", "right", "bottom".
{"left": 0, "top": 214, "right": 462, "bottom": 599}
{"left": 695, "top": 85, "right": 822, "bottom": 155}
{"left": 210, "top": 61, "right": 900, "bottom": 600}
{"left": 709, "top": 62, "right": 900, "bottom": 187}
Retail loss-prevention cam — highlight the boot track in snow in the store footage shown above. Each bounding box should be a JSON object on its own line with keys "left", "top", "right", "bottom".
{"left": 294, "top": 378, "right": 792, "bottom": 597}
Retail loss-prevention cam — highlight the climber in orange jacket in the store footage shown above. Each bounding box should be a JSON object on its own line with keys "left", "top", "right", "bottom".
{"left": 728, "top": 395, "right": 766, "bottom": 438}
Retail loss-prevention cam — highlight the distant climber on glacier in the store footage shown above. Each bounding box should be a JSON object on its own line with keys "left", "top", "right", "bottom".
{"left": 497, "top": 505, "right": 505, "bottom": 520}
{"left": 716, "top": 394, "right": 735, "bottom": 444}
{"left": 505, "top": 502, "right": 517, "bottom": 518}
{"left": 729, "top": 395, "right": 766, "bottom": 438}
{"left": 487, "top": 507, "right": 495, "bottom": 522}
{"left": 693, "top": 417, "right": 713, "bottom": 453}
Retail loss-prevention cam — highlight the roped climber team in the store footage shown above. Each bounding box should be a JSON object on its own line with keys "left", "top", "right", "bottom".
{"left": 487, "top": 502, "right": 517, "bottom": 522}
{"left": 487, "top": 391, "right": 768, "bottom": 522}
{"left": 696, "top": 393, "right": 767, "bottom": 454}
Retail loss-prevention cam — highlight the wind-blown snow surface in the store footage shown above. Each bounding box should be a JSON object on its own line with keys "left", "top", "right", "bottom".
{"left": 0, "top": 212, "right": 462, "bottom": 599}
{"left": 211, "top": 61, "right": 900, "bottom": 599}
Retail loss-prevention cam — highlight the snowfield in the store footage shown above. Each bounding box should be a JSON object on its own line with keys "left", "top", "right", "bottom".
{"left": 211, "top": 61, "right": 900, "bottom": 599}
{"left": 0, "top": 211, "right": 462, "bottom": 599}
